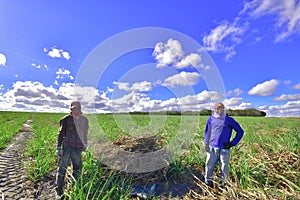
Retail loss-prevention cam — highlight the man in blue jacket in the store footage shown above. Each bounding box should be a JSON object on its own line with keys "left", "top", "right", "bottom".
{"left": 204, "top": 102, "right": 244, "bottom": 187}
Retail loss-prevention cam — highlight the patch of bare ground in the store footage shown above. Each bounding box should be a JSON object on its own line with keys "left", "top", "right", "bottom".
{"left": 93, "top": 135, "right": 205, "bottom": 199}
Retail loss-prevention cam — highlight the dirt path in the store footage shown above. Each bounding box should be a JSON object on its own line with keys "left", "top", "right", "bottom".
{"left": 0, "top": 120, "right": 56, "bottom": 200}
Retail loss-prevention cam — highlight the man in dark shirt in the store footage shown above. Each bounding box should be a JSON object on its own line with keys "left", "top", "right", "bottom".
{"left": 56, "top": 101, "right": 89, "bottom": 197}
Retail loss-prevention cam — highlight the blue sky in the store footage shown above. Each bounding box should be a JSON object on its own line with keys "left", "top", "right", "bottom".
{"left": 0, "top": 0, "right": 300, "bottom": 117}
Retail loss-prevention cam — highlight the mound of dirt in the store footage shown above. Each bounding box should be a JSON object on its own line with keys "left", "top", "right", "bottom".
{"left": 113, "top": 135, "right": 164, "bottom": 153}
{"left": 110, "top": 135, "right": 204, "bottom": 199}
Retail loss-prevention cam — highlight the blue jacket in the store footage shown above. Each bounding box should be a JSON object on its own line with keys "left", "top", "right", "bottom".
{"left": 204, "top": 113, "right": 244, "bottom": 149}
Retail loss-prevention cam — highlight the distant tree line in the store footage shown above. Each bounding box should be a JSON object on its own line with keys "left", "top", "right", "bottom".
{"left": 128, "top": 108, "right": 266, "bottom": 117}
{"left": 225, "top": 108, "right": 267, "bottom": 116}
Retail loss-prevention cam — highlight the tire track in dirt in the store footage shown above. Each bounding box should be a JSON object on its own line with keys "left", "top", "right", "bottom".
{"left": 0, "top": 120, "right": 35, "bottom": 199}
{"left": 0, "top": 120, "right": 57, "bottom": 200}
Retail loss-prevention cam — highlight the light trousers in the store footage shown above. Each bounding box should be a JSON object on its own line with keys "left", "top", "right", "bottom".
{"left": 205, "top": 146, "right": 230, "bottom": 185}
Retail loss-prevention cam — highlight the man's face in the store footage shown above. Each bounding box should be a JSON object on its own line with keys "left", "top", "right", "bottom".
{"left": 71, "top": 107, "right": 81, "bottom": 118}
{"left": 215, "top": 104, "right": 225, "bottom": 115}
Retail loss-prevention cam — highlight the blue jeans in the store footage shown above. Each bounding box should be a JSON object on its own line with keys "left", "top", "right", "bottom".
{"left": 56, "top": 147, "right": 83, "bottom": 195}
{"left": 205, "top": 146, "right": 230, "bottom": 186}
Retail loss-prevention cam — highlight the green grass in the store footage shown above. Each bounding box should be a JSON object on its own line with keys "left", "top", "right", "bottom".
{"left": 0, "top": 111, "right": 32, "bottom": 149}
{"left": 24, "top": 112, "right": 65, "bottom": 179}
{"left": 1, "top": 111, "right": 299, "bottom": 199}
{"left": 67, "top": 152, "right": 132, "bottom": 200}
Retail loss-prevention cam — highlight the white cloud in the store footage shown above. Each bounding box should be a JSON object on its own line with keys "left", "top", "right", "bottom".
{"left": 56, "top": 68, "right": 74, "bottom": 80}
{"left": 202, "top": 20, "right": 248, "bottom": 61}
{"left": 61, "top": 51, "right": 71, "bottom": 60}
{"left": 180, "top": 90, "right": 223, "bottom": 105}
{"left": 0, "top": 79, "right": 223, "bottom": 113}
{"left": 31, "top": 63, "right": 41, "bottom": 69}
{"left": 131, "top": 81, "right": 152, "bottom": 92}
{"left": 0, "top": 81, "right": 108, "bottom": 113}
{"left": 109, "top": 91, "right": 148, "bottom": 112}
{"left": 1, "top": 80, "right": 298, "bottom": 116}
{"left": 224, "top": 97, "right": 253, "bottom": 110}
{"left": 248, "top": 79, "right": 279, "bottom": 96}
{"left": 0, "top": 53, "right": 7, "bottom": 66}
{"left": 174, "top": 53, "right": 201, "bottom": 69}
{"left": 152, "top": 39, "right": 183, "bottom": 68}
{"left": 227, "top": 88, "right": 244, "bottom": 97}
{"left": 54, "top": 80, "right": 59, "bottom": 86}
{"left": 1, "top": 81, "right": 68, "bottom": 112}
{"left": 109, "top": 81, "right": 154, "bottom": 112}
{"left": 162, "top": 71, "right": 201, "bottom": 88}
{"left": 114, "top": 82, "right": 130, "bottom": 91}
{"left": 31, "top": 63, "right": 49, "bottom": 70}
{"left": 201, "top": 0, "right": 300, "bottom": 60}
{"left": 243, "top": 0, "right": 300, "bottom": 42}
{"left": 152, "top": 39, "right": 204, "bottom": 69}
{"left": 44, "top": 47, "right": 71, "bottom": 60}
{"left": 159, "top": 90, "right": 223, "bottom": 111}
{"left": 259, "top": 100, "right": 300, "bottom": 117}
{"left": 113, "top": 81, "right": 152, "bottom": 92}
{"left": 292, "top": 83, "right": 300, "bottom": 89}
{"left": 0, "top": 84, "right": 4, "bottom": 95}
{"left": 273, "top": 93, "right": 300, "bottom": 102}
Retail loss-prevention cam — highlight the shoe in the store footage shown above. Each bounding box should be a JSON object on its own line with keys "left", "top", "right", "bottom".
{"left": 205, "top": 181, "right": 213, "bottom": 188}
{"left": 56, "top": 188, "right": 63, "bottom": 199}
{"left": 57, "top": 193, "right": 67, "bottom": 200}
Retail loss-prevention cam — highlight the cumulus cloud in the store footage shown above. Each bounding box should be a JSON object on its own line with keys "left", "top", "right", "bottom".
{"left": 181, "top": 90, "right": 223, "bottom": 104}
{"left": 224, "top": 97, "right": 253, "bottom": 110}
{"left": 159, "top": 90, "right": 223, "bottom": 111}
{"left": 162, "top": 72, "right": 201, "bottom": 88}
{"left": 113, "top": 82, "right": 130, "bottom": 91}
{"left": 152, "top": 39, "right": 183, "bottom": 68}
{"left": 174, "top": 53, "right": 201, "bottom": 69}
{"left": 273, "top": 93, "right": 300, "bottom": 102}
{"left": 56, "top": 68, "right": 74, "bottom": 80}
{"left": 0, "top": 81, "right": 108, "bottom": 113}
{"left": 109, "top": 91, "right": 148, "bottom": 112}
{"left": 2, "top": 81, "right": 67, "bottom": 112}
{"left": 152, "top": 39, "right": 204, "bottom": 69}
{"left": 0, "top": 53, "right": 7, "bottom": 66}
{"left": 131, "top": 81, "right": 152, "bottom": 92}
{"left": 259, "top": 100, "right": 300, "bottom": 117}
{"left": 1, "top": 80, "right": 298, "bottom": 116}
{"left": 44, "top": 46, "right": 71, "bottom": 60}
{"left": 113, "top": 81, "right": 152, "bottom": 92}
{"left": 222, "top": 96, "right": 299, "bottom": 117}
{"left": 248, "top": 79, "right": 279, "bottom": 96}
{"left": 0, "top": 80, "right": 227, "bottom": 114}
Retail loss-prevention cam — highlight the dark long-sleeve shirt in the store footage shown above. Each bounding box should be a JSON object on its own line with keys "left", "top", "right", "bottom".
{"left": 57, "top": 114, "right": 89, "bottom": 149}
